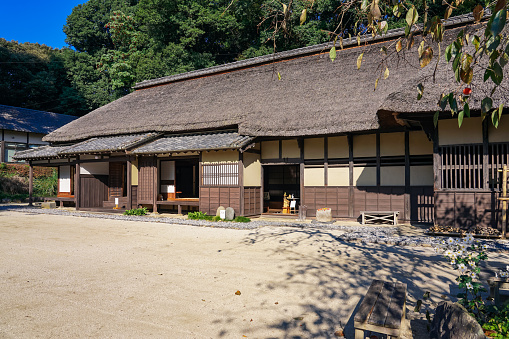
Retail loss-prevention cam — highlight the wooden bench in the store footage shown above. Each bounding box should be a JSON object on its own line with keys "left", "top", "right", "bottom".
{"left": 361, "top": 211, "right": 399, "bottom": 225}
{"left": 354, "top": 280, "right": 407, "bottom": 339}
{"left": 487, "top": 277, "right": 509, "bottom": 306}
{"left": 156, "top": 199, "right": 199, "bottom": 214}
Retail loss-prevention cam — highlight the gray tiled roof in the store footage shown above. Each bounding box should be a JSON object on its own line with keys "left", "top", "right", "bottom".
{"left": 132, "top": 132, "right": 254, "bottom": 154}
{"left": 0, "top": 105, "right": 77, "bottom": 134}
{"left": 59, "top": 133, "right": 159, "bottom": 155}
{"left": 13, "top": 145, "right": 72, "bottom": 160}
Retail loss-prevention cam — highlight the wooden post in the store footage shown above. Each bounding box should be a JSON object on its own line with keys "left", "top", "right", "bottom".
{"left": 324, "top": 137, "right": 328, "bottom": 186}
{"left": 404, "top": 131, "right": 410, "bottom": 222}
{"left": 502, "top": 165, "right": 507, "bottom": 239}
{"left": 0, "top": 140, "right": 5, "bottom": 163}
{"left": 376, "top": 132, "right": 381, "bottom": 187}
{"left": 432, "top": 126, "right": 440, "bottom": 225}
{"left": 299, "top": 138, "right": 305, "bottom": 215}
{"left": 348, "top": 134, "right": 354, "bottom": 218}
{"left": 75, "top": 156, "right": 80, "bottom": 210}
{"left": 127, "top": 156, "right": 132, "bottom": 210}
{"left": 153, "top": 158, "right": 158, "bottom": 213}
{"left": 28, "top": 161, "right": 33, "bottom": 206}
{"left": 239, "top": 152, "right": 244, "bottom": 216}
{"left": 483, "top": 120, "right": 489, "bottom": 190}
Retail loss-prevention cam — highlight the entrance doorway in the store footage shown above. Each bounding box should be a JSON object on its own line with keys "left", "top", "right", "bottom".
{"left": 263, "top": 165, "right": 300, "bottom": 213}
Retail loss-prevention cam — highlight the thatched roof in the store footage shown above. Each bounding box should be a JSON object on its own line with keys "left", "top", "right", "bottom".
{"left": 0, "top": 104, "right": 77, "bottom": 134}
{"left": 45, "top": 14, "right": 487, "bottom": 143}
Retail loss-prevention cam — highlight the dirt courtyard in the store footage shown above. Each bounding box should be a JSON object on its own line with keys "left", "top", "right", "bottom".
{"left": 1, "top": 210, "right": 507, "bottom": 339}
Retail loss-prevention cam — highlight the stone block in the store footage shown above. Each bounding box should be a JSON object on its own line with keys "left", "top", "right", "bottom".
{"left": 316, "top": 208, "right": 332, "bottom": 222}
{"left": 41, "top": 201, "right": 56, "bottom": 209}
{"left": 216, "top": 206, "right": 225, "bottom": 217}
{"left": 225, "top": 207, "right": 235, "bottom": 221}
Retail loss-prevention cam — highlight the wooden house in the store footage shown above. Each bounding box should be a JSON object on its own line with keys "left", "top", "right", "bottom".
{"left": 0, "top": 105, "right": 77, "bottom": 163}
{"left": 15, "top": 14, "right": 509, "bottom": 231}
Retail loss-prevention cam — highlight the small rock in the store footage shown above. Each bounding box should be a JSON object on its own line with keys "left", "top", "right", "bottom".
{"left": 216, "top": 206, "right": 225, "bottom": 217}
{"left": 430, "top": 301, "right": 485, "bottom": 339}
{"left": 225, "top": 207, "right": 234, "bottom": 221}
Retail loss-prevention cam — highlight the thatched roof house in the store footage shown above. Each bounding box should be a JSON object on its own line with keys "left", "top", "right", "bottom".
{"left": 15, "top": 14, "right": 509, "bottom": 235}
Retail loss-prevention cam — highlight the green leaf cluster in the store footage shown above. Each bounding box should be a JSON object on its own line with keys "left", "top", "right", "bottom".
{"left": 123, "top": 207, "right": 149, "bottom": 215}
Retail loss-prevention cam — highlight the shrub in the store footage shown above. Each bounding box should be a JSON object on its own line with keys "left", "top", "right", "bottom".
{"left": 123, "top": 207, "right": 148, "bottom": 216}
{"left": 481, "top": 303, "right": 509, "bottom": 338}
{"left": 187, "top": 211, "right": 213, "bottom": 220}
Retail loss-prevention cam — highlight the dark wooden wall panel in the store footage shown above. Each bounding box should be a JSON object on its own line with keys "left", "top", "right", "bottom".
{"left": 243, "top": 187, "right": 261, "bottom": 216}
{"left": 435, "top": 191, "right": 501, "bottom": 229}
{"left": 199, "top": 187, "right": 241, "bottom": 216}
{"left": 131, "top": 185, "right": 138, "bottom": 208}
{"left": 303, "top": 187, "right": 350, "bottom": 218}
{"left": 303, "top": 186, "right": 432, "bottom": 222}
{"left": 409, "top": 186, "right": 434, "bottom": 223}
{"left": 138, "top": 156, "right": 156, "bottom": 203}
{"left": 109, "top": 162, "right": 123, "bottom": 198}
{"left": 79, "top": 175, "right": 108, "bottom": 208}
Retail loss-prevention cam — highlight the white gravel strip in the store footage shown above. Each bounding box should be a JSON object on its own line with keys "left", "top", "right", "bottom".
{"left": 5, "top": 206, "right": 509, "bottom": 251}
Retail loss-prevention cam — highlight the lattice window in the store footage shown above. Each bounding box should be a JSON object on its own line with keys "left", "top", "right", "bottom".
{"left": 489, "top": 143, "right": 509, "bottom": 190}
{"left": 201, "top": 162, "right": 239, "bottom": 186}
{"left": 440, "top": 144, "right": 483, "bottom": 189}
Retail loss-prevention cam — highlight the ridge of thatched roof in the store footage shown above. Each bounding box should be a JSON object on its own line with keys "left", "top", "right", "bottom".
{"left": 44, "top": 13, "right": 488, "bottom": 143}
{"left": 0, "top": 104, "right": 77, "bottom": 134}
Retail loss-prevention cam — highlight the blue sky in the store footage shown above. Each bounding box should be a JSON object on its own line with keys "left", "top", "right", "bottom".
{"left": 1, "top": 1, "right": 85, "bottom": 49}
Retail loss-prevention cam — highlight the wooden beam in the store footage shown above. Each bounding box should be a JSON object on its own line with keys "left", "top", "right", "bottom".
{"left": 279, "top": 140, "right": 283, "bottom": 160}
{"left": 348, "top": 134, "right": 354, "bottom": 218}
{"left": 28, "top": 161, "right": 33, "bottom": 206}
{"left": 260, "top": 162, "right": 264, "bottom": 214}
{"left": 153, "top": 158, "right": 158, "bottom": 213}
{"left": 0, "top": 140, "right": 4, "bottom": 163}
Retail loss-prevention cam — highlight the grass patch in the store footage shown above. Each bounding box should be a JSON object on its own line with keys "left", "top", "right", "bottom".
{"left": 187, "top": 211, "right": 250, "bottom": 222}
{"left": 123, "top": 207, "right": 148, "bottom": 216}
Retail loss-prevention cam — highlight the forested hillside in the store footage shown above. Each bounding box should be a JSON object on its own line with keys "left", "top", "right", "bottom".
{"left": 0, "top": 0, "right": 476, "bottom": 117}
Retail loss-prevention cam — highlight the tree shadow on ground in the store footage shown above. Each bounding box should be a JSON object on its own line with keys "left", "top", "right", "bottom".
{"left": 212, "top": 226, "right": 482, "bottom": 339}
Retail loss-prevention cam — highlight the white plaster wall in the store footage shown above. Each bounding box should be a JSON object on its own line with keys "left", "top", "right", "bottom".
{"left": 59, "top": 166, "right": 71, "bottom": 193}
{"left": 328, "top": 167, "right": 350, "bottom": 186}
{"left": 80, "top": 162, "right": 109, "bottom": 175}
{"left": 304, "top": 138, "right": 324, "bottom": 159}
{"left": 304, "top": 167, "right": 324, "bottom": 186}
{"left": 3, "top": 130, "right": 27, "bottom": 143}
{"left": 353, "top": 167, "right": 376, "bottom": 186}
{"left": 243, "top": 152, "right": 261, "bottom": 186}
{"left": 380, "top": 166, "right": 405, "bottom": 186}
{"left": 410, "top": 166, "right": 434, "bottom": 186}
{"left": 261, "top": 141, "right": 279, "bottom": 159}
{"left": 328, "top": 136, "right": 349, "bottom": 159}
{"left": 439, "top": 117, "right": 482, "bottom": 145}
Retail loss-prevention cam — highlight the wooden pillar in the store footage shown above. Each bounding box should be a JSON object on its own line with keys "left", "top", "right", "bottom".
{"left": 239, "top": 152, "right": 245, "bottom": 216}
{"left": 482, "top": 119, "right": 489, "bottom": 190}
{"left": 432, "top": 127, "right": 440, "bottom": 225}
{"left": 404, "top": 131, "right": 411, "bottom": 222}
{"left": 260, "top": 161, "right": 264, "bottom": 214}
{"left": 75, "top": 156, "right": 81, "bottom": 210}
{"left": 153, "top": 158, "right": 158, "bottom": 213}
{"left": 348, "top": 134, "right": 354, "bottom": 218}
{"left": 324, "top": 137, "right": 328, "bottom": 186}
{"left": 501, "top": 165, "right": 507, "bottom": 239}
{"left": 127, "top": 156, "right": 132, "bottom": 210}
{"left": 28, "top": 161, "right": 33, "bottom": 206}
{"left": 376, "top": 132, "right": 381, "bottom": 187}
{"left": 299, "top": 138, "right": 305, "bottom": 214}
{"left": 0, "top": 140, "right": 5, "bottom": 163}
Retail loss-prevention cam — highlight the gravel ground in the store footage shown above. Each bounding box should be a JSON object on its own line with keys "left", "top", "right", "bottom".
{"left": 4, "top": 205, "right": 509, "bottom": 252}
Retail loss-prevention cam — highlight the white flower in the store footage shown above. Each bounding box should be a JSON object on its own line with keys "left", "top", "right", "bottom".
{"left": 468, "top": 260, "right": 476, "bottom": 267}
{"left": 451, "top": 261, "right": 456, "bottom": 265}
{"left": 469, "top": 271, "right": 477, "bottom": 279}
{"left": 447, "top": 237, "right": 456, "bottom": 245}
{"left": 466, "top": 282, "right": 473, "bottom": 290}
{"left": 501, "top": 271, "right": 509, "bottom": 278}
{"left": 457, "top": 263, "right": 467, "bottom": 272}
{"left": 506, "top": 265, "right": 509, "bottom": 272}
{"left": 464, "top": 234, "right": 474, "bottom": 243}
{"left": 444, "top": 249, "right": 454, "bottom": 257}
{"left": 482, "top": 244, "right": 489, "bottom": 250}
{"left": 459, "top": 243, "right": 468, "bottom": 251}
